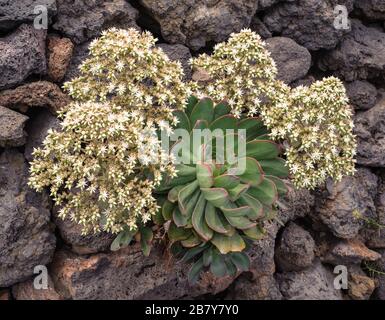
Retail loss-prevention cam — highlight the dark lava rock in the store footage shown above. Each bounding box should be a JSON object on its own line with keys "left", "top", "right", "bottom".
{"left": 0, "top": 149, "right": 56, "bottom": 287}
{"left": 266, "top": 37, "right": 311, "bottom": 84}
{"left": 275, "top": 222, "right": 315, "bottom": 272}
{"left": 0, "top": 24, "right": 46, "bottom": 90}
{"left": 53, "top": 0, "right": 139, "bottom": 44}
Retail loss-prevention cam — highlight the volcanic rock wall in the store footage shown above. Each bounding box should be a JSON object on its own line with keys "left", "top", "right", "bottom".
{"left": 0, "top": 0, "right": 385, "bottom": 300}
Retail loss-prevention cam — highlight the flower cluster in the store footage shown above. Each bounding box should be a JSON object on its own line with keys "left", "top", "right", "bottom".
{"left": 260, "top": 77, "right": 356, "bottom": 188}
{"left": 29, "top": 28, "right": 188, "bottom": 234}
{"left": 64, "top": 28, "right": 190, "bottom": 125}
{"left": 29, "top": 102, "right": 176, "bottom": 234}
{"left": 190, "top": 29, "right": 278, "bottom": 118}
{"left": 190, "top": 29, "right": 356, "bottom": 189}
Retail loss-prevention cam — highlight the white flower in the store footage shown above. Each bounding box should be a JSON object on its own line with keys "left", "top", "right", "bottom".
{"left": 117, "top": 84, "right": 126, "bottom": 95}
{"left": 116, "top": 61, "right": 125, "bottom": 71}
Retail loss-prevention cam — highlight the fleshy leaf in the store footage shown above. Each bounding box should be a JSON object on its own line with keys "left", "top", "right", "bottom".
{"left": 224, "top": 257, "right": 237, "bottom": 276}
{"left": 186, "top": 95, "right": 199, "bottom": 115}
{"left": 259, "top": 158, "right": 289, "bottom": 178}
{"left": 243, "top": 225, "right": 265, "bottom": 240}
{"left": 224, "top": 132, "right": 246, "bottom": 162}
{"left": 182, "top": 189, "right": 201, "bottom": 220}
{"left": 246, "top": 140, "right": 279, "bottom": 160}
{"left": 228, "top": 183, "right": 249, "bottom": 201}
{"left": 210, "top": 250, "right": 227, "bottom": 277}
{"left": 193, "top": 119, "right": 209, "bottom": 130}
{"left": 192, "top": 193, "right": 213, "bottom": 241}
{"left": 221, "top": 205, "right": 252, "bottom": 218}
{"left": 168, "top": 223, "right": 191, "bottom": 241}
{"left": 175, "top": 164, "right": 197, "bottom": 177}
{"left": 110, "top": 229, "right": 136, "bottom": 251}
{"left": 174, "top": 110, "right": 191, "bottom": 131}
{"left": 173, "top": 206, "right": 188, "bottom": 227}
{"left": 202, "top": 247, "right": 213, "bottom": 267}
{"left": 205, "top": 202, "right": 233, "bottom": 234}
{"left": 178, "top": 180, "right": 199, "bottom": 214}
{"left": 170, "top": 242, "right": 185, "bottom": 257}
{"left": 237, "top": 193, "right": 263, "bottom": 220}
{"left": 170, "top": 140, "right": 194, "bottom": 168}
{"left": 262, "top": 204, "right": 277, "bottom": 220}
{"left": 213, "top": 174, "right": 240, "bottom": 190}
{"left": 238, "top": 117, "right": 267, "bottom": 140}
{"left": 153, "top": 197, "right": 166, "bottom": 225}
{"left": 140, "top": 226, "right": 153, "bottom": 257}
{"left": 168, "top": 185, "right": 184, "bottom": 203}
{"left": 188, "top": 257, "right": 204, "bottom": 284}
{"left": 156, "top": 175, "right": 196, "bottom": 192}
{"left": 181, "top": 243, "right": 208, "bottom": 263}
{"left": 190, "top": 98, "right": 214, "bottom": 127}
{"left": 181, "top": 233, "right": 201, "bottom": 248}
{"left": 247, "top": 178, "right": 278, "bottom": 206}
{"left": 196, "top": 163, "right": 214, "bottom": 188}
{"left": 210, "top": 115, "right": 237, "bottom": 132}
{"left": 201, "top": 187, "right": 232, "bottom": 208}
{"left": 229, "top": 252, "right": 250, "bottom": 271}
{"left": 225, "top": 215, "right": 256, "bottom": 230}
{"left": 211, "top": 232, "right": 246, "bottom": 254}
{"left": 214, "top": 101, "right": 231, "bottom": 119}
{"left": 162, "top": 200, "right": 175, "bottom": 220}
{"left": 238, "top": 157, "right": 264, "bottom": 186}
{"left": 266, "top": 175, "right": 288, "bottom": 196}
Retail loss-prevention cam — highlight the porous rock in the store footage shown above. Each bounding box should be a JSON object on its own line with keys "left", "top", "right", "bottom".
{"left": 0, "top": 0, "right": 57, "bottom": 32}
{"left": 50, "top": 245, "right": 235, "bottom": 300}
{"left": 0, "top": 106, "right": 29, "bottom": 147}
{"left": 0, "top": 24, "right": 46, "bottom": 90}
{"left": 12, "top": 274, "right": 63, "bottom": 300}
{"left": 313, "top": 168, "right": 378, "bottom": 239}
{"left": 345, "top": 80, "right": 378, "bottom": 110}
{"left": 236, "top": 188, "right": 314, "bottom": 300}
{"left": 0, "top": 149, "right": 56, "bottom": 287}
{"left": 226, "top": 273, "right": 283, "bottom": 300}
{"left": 52, "top": 207, "right": 114, "bottom": 255}
{"left": 249, "top": 17, "right": 272, "bottom": 39}
{"left": 53, "top": 0, "right": 139, "bottom": 44}
{"left": 361, "top": 171, "right": 385, "bottom": 249}
{"left": 0, "top": 81, "right": 71, "bottom": 114}
{"left": 263, "top": 0, "right": 354, "bottom": 51}
{"left": 322, "top": 238, "right": 381, "bottom": 265}
{"left": 374, "top": 249, "right": 385, "bottom": 300}
{"left": 266, "top": 37, "right": 311, "bottom": 84}
{"left": 355, "top": 0, "right": 385, "bottom": 21}
{"left": 47, "top": 36, "right": 74, "bottom": 82}
{"left": 257, "top": 0, "right": 281, "bottom": 10}
{"left": 275, "top": 222, "right": 315, "bottom": 272}
{"left": 355, "top": 93, "right": 385, "bottom": 167}
{"left": 0, "top": 289, "right": 11, "bottom": 300}
{"left": 318, "top": 20, "right": 385, "bottom": 81}
{"left": 348, "top": 270, "right": 376, "bottom": 300}
{"left": 276, "top": 261, "right": 343, "bottom": 300}
{"left": 139, "top": 0, "right": 259, "bottom": 51}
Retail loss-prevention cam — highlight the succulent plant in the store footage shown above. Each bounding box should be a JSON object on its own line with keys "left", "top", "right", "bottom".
{"left": 153, "top": 96, "right": 289, "bottom": 282}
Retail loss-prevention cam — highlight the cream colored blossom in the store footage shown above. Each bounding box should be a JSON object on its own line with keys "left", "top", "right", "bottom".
{"left": 190, "top": 29, "right": 356, "bottom": 189}
{"left": 29, "top": 102, "right": 175, "bottom": 234}
{"left": 190, "top": 29, "right": 278, "bottom": 117}
{"left": 260, "top": 77, "right": 356, "bottom": 189}
{"left": 64, "top": 27, "right": 190, "bottom": 126}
